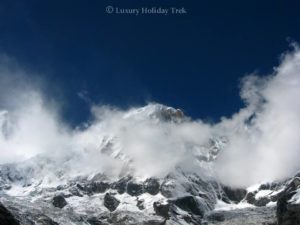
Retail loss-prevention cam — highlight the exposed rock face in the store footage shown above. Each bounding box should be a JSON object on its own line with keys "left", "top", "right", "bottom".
{"left": 144, "top": 178, "right": 160, "bottom": 195}
{"left": 259, "top": 182, "right": 278, "bottom": 191}
{"left": 112, "top": 176, "right": 131, "bottom": 194}
{"left": 1, "top": 199, "right": 63, "bottom": 225}
{"left": 277, "top": 177, "right": 300, "bottom": 225}
{"left": 137, "top": 198, "right": 145, "bottom": 210}
{"left": 0, "top": 202, "right": 20, "bottom": 225}
{"left": 0, "top": 168, "right": 288, "bottom": 225}
{"left": 253, "top": 196, "right": 271, "bottom": 207}
{"left": 222, "top": 186, "right": 247, "bottom": 203}
{"left": 171, "top": 195, "right": 205, "bottom": 217}
{"left": 52, "top": 195, "right": 67, "bottom": 208}
{"left": 159, "top": 107, "right": 184, "bottom": 123}
{"left": 245, "top": 191, "right": 271, "bottom": 207}
{"left": 0, "top": 167, "right": 225, "bottom": 224}
{"left": 243, "top": 180, "right": 284, "bottom": 207}
{"left": 153, "top": 201, "right": 170, "bottom": 218}
{"left": 127, "top": 181, "right": 144, "bottom": 196}
{"left": 159, "top": 171, "right": 219, "bottom": 223}
{"left": 245, "top": 191, "right": 257, "bottom": 205}
{"left": 77, "top": 181, "right": 110, "bottom": 195}
{"left": 90, "top": 181, "right": 110, "bottom": 193}
{"left": 68, "top": 186, "right": 83, "bottom": 197}
{"left": 104, "top": 193, "right": 120, "bottom": 212}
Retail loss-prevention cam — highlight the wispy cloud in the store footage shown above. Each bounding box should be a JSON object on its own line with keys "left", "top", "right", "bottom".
{"left": 0, "top": 46, "right": 300, "bottom": 187}
{"left": 215, "top": 45, "right": 300, "bottom": 186}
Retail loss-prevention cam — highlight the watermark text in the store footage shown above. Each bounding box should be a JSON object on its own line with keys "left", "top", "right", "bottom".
{"left": 105, "top": 6, "right": 187, "bottom": 16}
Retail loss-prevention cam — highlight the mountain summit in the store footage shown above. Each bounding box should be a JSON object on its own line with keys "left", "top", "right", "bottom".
{"left": 123, "top": 104, "right": 185, "bottom": 123}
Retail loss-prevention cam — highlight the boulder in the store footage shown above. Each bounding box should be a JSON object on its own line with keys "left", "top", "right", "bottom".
{"left": 104, "top": 193, "right": 120, "bottom": 212}
{"left": 52, "top": 195, "right": 67, "bottom": 208}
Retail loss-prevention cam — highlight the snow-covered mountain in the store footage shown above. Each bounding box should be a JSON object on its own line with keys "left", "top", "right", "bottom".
{"left": 0, "top": 104, "right": 299, "bottom": 225}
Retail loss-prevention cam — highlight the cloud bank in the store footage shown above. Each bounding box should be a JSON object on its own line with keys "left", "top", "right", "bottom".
{"left": 215, "top": 46, "right": 300, "bottom": 186}
{"left": 0, "top": 55, "right": 71, "bottom": 163}
{"left": 0, "top": 46, "right": 300, "bottom": 187}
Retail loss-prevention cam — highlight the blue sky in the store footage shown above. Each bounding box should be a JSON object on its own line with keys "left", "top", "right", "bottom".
{"left": 0, "top": 0, "right": 300, "bottom": 125}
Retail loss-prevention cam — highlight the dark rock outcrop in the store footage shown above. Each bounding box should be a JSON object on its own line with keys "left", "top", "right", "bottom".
{"left": 68, "top": 186, "right": 83, "bottom": 197}
{"left": 245, "top": 191, "right": 271, "bottom": 207}
{"left": 104, "top": 193, "right": 120, "bottom": 212}
{"left": 153, "top": 201, "right": 170, "bottom": 218}
{"left": 127, "top": 181, "right": 144, "bottom": 196}
{"left": 91, "top": 182, "right": 110, "bottom": 193}
{"left": 245, "top": 191, "right": 256, "bottom": 204}
{"left": 144, "top": 178, "right": 160, "bottom": 195}
{"left": 1, "top": 199, "right": 61, "bottom": 225}
{"left": 160, "top": 172, "right": 218, "bottom": 208}
{"left": 78, "top": 181, "right": 110, "bottom": 195}
{"left": 222, "top": 186, "right": 247, "bottom": 203}
{"left": 87, "top": 217, "right": 110, "bottom": 225}
{"left": 277, "top": 177, "right": 300, "bottom": 225}
{"left": 171, "top": 195, "right": 204, "bottom": 216}
{"left": 52, "top": 195, "right": 67, "bottom": 208}
{"left": 254, "top": 196, "right": 271, "bottom": 207}
{"left": 0, "top": 202, "right": 20, "bottom": 225}
{"left": 112, "top": 176, "right": 131, "bottom": 194}
{"left": 137, "top": 199, "right": 145, "bottom": 210}
{"left": 259, "top": 182, "right": 278, "bottom": 191}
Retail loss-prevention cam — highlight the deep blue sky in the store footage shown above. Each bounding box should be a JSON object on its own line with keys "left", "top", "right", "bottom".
{"left": 0, "top": 0, "right": 300, "bottom": 125}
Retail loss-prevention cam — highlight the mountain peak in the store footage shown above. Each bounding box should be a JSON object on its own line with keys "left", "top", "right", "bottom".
{"left": 124, "top": 103, "right": 185, "bottom": 123}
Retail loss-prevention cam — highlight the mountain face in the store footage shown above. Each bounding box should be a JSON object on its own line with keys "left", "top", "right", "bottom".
{"left": 0, "top": 104, "right": 299, "bottom": 225}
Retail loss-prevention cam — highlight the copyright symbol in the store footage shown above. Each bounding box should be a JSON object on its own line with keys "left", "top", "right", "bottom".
{"left": 106, "top": 6, "right": 114, "bottom": 14}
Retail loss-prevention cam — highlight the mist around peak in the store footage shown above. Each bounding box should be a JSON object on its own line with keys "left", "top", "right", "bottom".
{"left": 0, "top": 46, "right": 300, "bottom": 187}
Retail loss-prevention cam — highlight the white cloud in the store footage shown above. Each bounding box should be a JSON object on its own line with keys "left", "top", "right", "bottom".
{"left": 215, "top": 46, "right": 300, "bottom": 187}
{"left": 0, "top": 55, "right": 71, "bottom": 163}
{"left": 1, "top": 46, "right": 300, "bottom": 187}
